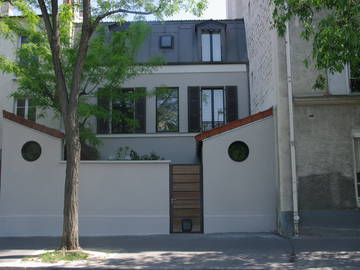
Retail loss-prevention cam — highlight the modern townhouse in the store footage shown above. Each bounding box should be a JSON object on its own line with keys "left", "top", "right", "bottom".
{"left": 1, "top": 11, "right": 280, "bottom": 236}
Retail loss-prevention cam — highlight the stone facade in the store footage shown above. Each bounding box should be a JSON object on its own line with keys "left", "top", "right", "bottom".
{"left": 295, "top": 103, "right": 360, "bottom": 210}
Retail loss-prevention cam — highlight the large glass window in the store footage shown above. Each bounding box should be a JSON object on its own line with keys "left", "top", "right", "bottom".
{"left": 112, "top": 89, "right": 135, "bottom": 134}
{"left": 201, "top": 31, "right": 221, "bottom": 62}
{"left": 15, "top": 98, "right": 36, "bottom": 121}
{"left": 97, "top": 88, "right": 146, "bottom": 134}
{"left": 201, "top": 89, "right": 224, "bottom": 131}
{"left": 156, "top": 87, "right": 179, "bottom": 132}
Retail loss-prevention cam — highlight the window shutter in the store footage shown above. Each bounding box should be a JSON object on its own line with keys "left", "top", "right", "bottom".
{"left": 188, "top": 86, "right": 201, "bottom": 132}
{"left": 135, "top": 88, "right": 146, "bottom": 133}
{"left": 97, "top": 95, "right": 110, "bottom": 134}
{"left": 225, "top": 86, "right": 238, "bottom": 123}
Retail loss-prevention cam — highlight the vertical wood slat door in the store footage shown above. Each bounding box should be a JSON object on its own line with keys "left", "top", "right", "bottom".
{"left": 170, "top": 165, "right": 203, "bottom": 233}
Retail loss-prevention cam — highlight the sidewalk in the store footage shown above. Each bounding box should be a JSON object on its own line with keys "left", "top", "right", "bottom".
{"left": 0, "top": 233, "right": 359, "bottom": 269}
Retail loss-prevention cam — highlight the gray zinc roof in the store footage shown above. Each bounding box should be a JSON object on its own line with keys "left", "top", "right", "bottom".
{"left": 108, "top": 19, "right": 248, "bottom": 64}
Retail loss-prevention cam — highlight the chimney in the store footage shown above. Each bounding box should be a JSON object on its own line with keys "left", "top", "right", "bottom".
{"left": 0, "top": 1, "right": 13, "bottom": 16}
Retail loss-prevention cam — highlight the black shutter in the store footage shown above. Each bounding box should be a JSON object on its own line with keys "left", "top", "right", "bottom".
{"left": 97, "top": 95, "right": 110, "bottom": 134}
{"left": 225, "top": 86, "right": 238, "bottom": 123}
{"left": 135, "top": 88, "right": 146, "bottom": 133}
{"left": 188, "top": 86, "right": 201, "bottom": 132}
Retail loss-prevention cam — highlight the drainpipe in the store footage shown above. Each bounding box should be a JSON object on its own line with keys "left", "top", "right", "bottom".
{"left": 285, "top": 21, "right": 300, "bottom": 237}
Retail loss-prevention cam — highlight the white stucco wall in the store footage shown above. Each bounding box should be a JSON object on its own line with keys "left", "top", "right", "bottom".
{"left": 101, "top": 64, "right": 249, "bottom": 134}
{"left": 0, "top": 119, "right": 170, "bottom": 236}
{"left": 0, "top": 37, "right": 17, "bottom": 152}
{"left": 202, "top": 116, "right": 276, "bottom": 233}
{"left": 0, "top": 36, "right": 61, "bottom": 152}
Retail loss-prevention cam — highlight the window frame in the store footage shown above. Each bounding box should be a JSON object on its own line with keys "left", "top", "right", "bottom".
{"left": 201, "top": 30, "right": 222, "bottom": 62}
{"left": 156, "top": 87, "right": 179, "bottom": 133}
{"left": 159, "top": 35, "right": 174, "bottom": 49}
{"left": 200, "top": 87, "right": 226, "bottom": 131}
{"left": 97, "top": 88, "right": 146, "bottom": 135}
{"left": 14, "top": 98, "right": 36, "bottom": 121}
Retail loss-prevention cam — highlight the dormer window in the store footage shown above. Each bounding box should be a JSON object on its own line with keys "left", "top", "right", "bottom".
{"left": 196, "top": 20, "right": 226, "bottom": 63}
{"left": 201, "top": 31, "right": 221, "bottom": 62}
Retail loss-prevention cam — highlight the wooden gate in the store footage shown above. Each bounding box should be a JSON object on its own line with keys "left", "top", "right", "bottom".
{"left": 170, "top": 165, "right": 203, "bottom": 233}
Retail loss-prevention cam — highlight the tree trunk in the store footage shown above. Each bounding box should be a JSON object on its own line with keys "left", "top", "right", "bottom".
{"left": 60, "top": 108, "right": 81, "bottom": 250}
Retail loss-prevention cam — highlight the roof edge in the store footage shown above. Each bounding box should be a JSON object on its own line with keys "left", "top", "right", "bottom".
{"left": 195, "top": 107, "right": 273, "bottom": 141}
{"left": 3, "top": 110, "right": 65, "bottom": 139}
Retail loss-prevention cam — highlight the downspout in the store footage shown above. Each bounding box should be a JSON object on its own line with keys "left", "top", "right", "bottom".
{"left": 285, "top": 21, "right": 300, "bottom": 237}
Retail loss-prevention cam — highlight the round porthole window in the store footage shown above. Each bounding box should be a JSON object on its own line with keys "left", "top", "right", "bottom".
{"left": 21, "top": 141, "right": 42, "bottom": 162}
{"left": 228, "top": 141, "right": 249, "bottom": 162}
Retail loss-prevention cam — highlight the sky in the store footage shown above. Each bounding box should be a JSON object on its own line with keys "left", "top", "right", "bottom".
{"left": 7, "top": 0, "right": 228, "bottom": 21}
{"left": 167, "top": 0, "right": 227, "bottom": 20}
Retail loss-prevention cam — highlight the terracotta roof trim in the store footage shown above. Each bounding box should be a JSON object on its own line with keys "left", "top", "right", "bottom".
{"left": 195, "top": 107, "right": 273, "bottom": 141}
{"left": 3, "top": 110, "right": 65, "bottom": 139}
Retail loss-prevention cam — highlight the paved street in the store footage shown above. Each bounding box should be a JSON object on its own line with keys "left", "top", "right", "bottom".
{"left": 0, "top": 233, "right": 359, "bottom": 269}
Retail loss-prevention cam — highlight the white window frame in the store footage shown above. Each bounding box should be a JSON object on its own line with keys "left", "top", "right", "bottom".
{"left": 156, "top": 87, "right": 179, "bottom": 133}
{"left": 201, "top": 31, "right": 222, "bottom": 62}
{"left": 14, "top": 98, "right": 36, "bottom": 121}
{"left": 200, "top": 87, "right": 226, "bottom": 131}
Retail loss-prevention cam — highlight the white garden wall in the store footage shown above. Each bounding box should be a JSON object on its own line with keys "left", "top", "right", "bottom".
{"left": 0, "top": 118, "right": 170, "bottom": 236}
{"left": 202, "top": 116, "right": 276, "bottom": 233}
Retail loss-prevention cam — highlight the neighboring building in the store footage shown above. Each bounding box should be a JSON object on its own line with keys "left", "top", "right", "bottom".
{"left": 227, "top": 0, "right": 360, "bottom": 235}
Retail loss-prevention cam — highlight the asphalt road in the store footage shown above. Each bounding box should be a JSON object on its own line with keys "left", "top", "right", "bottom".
{"left": 0, "top": 233, "right": 359, "bottom": 269}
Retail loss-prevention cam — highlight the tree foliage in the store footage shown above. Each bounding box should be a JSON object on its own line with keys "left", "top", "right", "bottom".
{"left": 0, "top": 10, "right": 161, "bottom": 145}
{"left": 272, "top": 0, "right": 360, "bottom": 87}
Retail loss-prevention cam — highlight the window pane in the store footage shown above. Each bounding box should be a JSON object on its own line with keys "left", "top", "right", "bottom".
{"left": 111, "top": 102, "right": 123, "bottom": 134}
{"left": 123, "top": 89, "right": 135, "bottom": 133}
{"left": 16, "top": 107, "right": 25, "bottom": 118}
{"left": 212, "top": 33, "right": 221, "bottom": 61}
{"left": 112, "top": 97, "right": 134, "bottom": 134}
{"left": 28, "top": 107, "right": 36, "bottom": 121}
{"left": 16, "top": 99, "right": 26, "bottom": 118}
{"left": 201, "top": 89, "right": 225, "bottom": 131}
{"left": 17, "top": 98, "right": 26, "bottom": 107}
{"left": 201, "top": 90, "right": 212, "bottom": 131}
{"left": 201, "top": 33, "right": 211, "bottom": 62}
{"left": 160, "top": 35, "right": 173, "bottom": 49}
{"left": 157, "top": 88, "right": 178, "bottom": 132}
{"left": 213, "top": 89, "right": 224, "bottom": 128}
{"left": 27, "top": 99, "right": 36, "bottom": 121}
{"left": 20, "top": 36, "right": 28, "bottom": 45}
